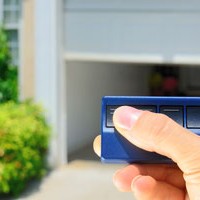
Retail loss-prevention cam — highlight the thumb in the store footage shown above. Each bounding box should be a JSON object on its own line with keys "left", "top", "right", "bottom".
{"left": 113, "top": 106, "right": 200, "bottom": 199}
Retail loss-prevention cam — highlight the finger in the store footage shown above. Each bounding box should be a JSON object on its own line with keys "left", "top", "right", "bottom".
{"left": 113, "top": 106, "right": 200, "bottom": 172}
{"left": 93, "top": 135, "right": 101, "bottom": 157}
{"left": 113, "top": 106, "right": 200, "bottom": 199}
{"left": 113, "top": 164, "right": 185, "bottom": 192}
{"left": 131, "top": 175, "right": 185, "bottom": 200}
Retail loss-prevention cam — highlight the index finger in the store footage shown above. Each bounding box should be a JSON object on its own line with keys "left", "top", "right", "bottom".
{"left": 113, "top": 164, "right": 185, "bottom": 192}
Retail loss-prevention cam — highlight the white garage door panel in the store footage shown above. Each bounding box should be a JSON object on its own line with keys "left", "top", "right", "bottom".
{"left": 65, "top": 12, "right": 200, "bottom": 58}
{"left": 65, "top": 0, "right": 200, "bottom": 12}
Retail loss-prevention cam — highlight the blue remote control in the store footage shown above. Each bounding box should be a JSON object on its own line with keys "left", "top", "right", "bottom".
{"left": 101, "top": 96, "right": 200, "bottom": 164}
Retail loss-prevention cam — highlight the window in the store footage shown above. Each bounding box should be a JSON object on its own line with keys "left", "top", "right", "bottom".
{"left": 3, "top": 0, "right": 21, "bottom": 66}
{"left": 3, "top": 0, "right": 21, "bottom": 25}
{"left": 6, "top": 30, "right": 19, "bottom": 66}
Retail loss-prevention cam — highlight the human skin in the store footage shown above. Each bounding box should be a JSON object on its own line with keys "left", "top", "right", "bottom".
{"left": 93, "top": 106, "right": 200, "bottom": 200}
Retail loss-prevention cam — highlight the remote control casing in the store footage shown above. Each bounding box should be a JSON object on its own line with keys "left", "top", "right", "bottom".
{"left": 101, "top": 96, "right": 200, "bottom": 163}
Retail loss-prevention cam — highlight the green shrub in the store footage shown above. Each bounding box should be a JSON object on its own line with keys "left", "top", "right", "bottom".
{"left": 0, "top": 101, "right": 50, "bottom": 196}
{"left": 0, "top": 27, "right": 18, "bottom": 103}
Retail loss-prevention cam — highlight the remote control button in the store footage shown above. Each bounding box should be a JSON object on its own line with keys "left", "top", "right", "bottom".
{"left": 187, "top": 106, "right": 200, "bottom": 128}
{"left": 106, "top": 105, "right": 156, "bottom": 127}
{"left": 106, "top": 106, "right": 120, "bottom": 127}
{"left": 160, "top": 106, "right": 183, "bottom": 126}
{"left": 133, "top": 105, "right": 156, "bottom": 113}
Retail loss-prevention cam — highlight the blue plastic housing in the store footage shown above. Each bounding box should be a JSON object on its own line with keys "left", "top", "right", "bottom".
{"left": 101, "top": 96, "right": 200, "bottom": 164}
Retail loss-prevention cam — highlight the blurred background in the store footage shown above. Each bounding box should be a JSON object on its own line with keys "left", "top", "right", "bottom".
{"left": 1, "top": 0, "right": 200, "bottom": 199}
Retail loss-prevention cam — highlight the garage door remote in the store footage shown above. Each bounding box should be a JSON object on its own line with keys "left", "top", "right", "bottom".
{"left": 101, "top": 96, "right": 200, "bottom": 163}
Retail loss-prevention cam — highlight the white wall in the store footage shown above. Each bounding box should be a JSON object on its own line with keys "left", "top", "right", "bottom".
{"left": 66, "top": 61, "right": 151, "bottom": 154}
{"left": 35, "top": 0, "right": 67, "bottom": 166}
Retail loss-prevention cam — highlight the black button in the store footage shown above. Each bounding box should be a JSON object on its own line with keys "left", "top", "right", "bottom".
{"left": 160, "top": 106, "right": 183, "bottom": 126}
{"left": 187, "top": 107, "right": 200, "bottom": 128}
{"left": 106, "top": 105, "right": 156, "bottom": 127}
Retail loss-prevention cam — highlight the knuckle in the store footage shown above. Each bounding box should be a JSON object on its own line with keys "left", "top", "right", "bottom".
{"left": 136, "top": 111, "right": 175, "bottom": 145}
{"left": 149, "top": 114, "right": 172, "bottom": 141}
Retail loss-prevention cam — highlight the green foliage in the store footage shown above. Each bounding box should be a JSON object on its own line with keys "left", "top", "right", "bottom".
{"left": 0, "top": 101, "right": 50, "bottom": 196}
{"left": 0, "top": 27, "right": 18, "bottom": 103}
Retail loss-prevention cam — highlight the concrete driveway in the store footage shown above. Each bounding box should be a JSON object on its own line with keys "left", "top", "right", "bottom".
{"left": 15, "top": 160, "right": 134, "bottom": 200}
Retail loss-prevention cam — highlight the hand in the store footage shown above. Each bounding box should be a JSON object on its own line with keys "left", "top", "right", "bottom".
{"left": 93, "top": 106, "right": 200, "bottom": 200}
